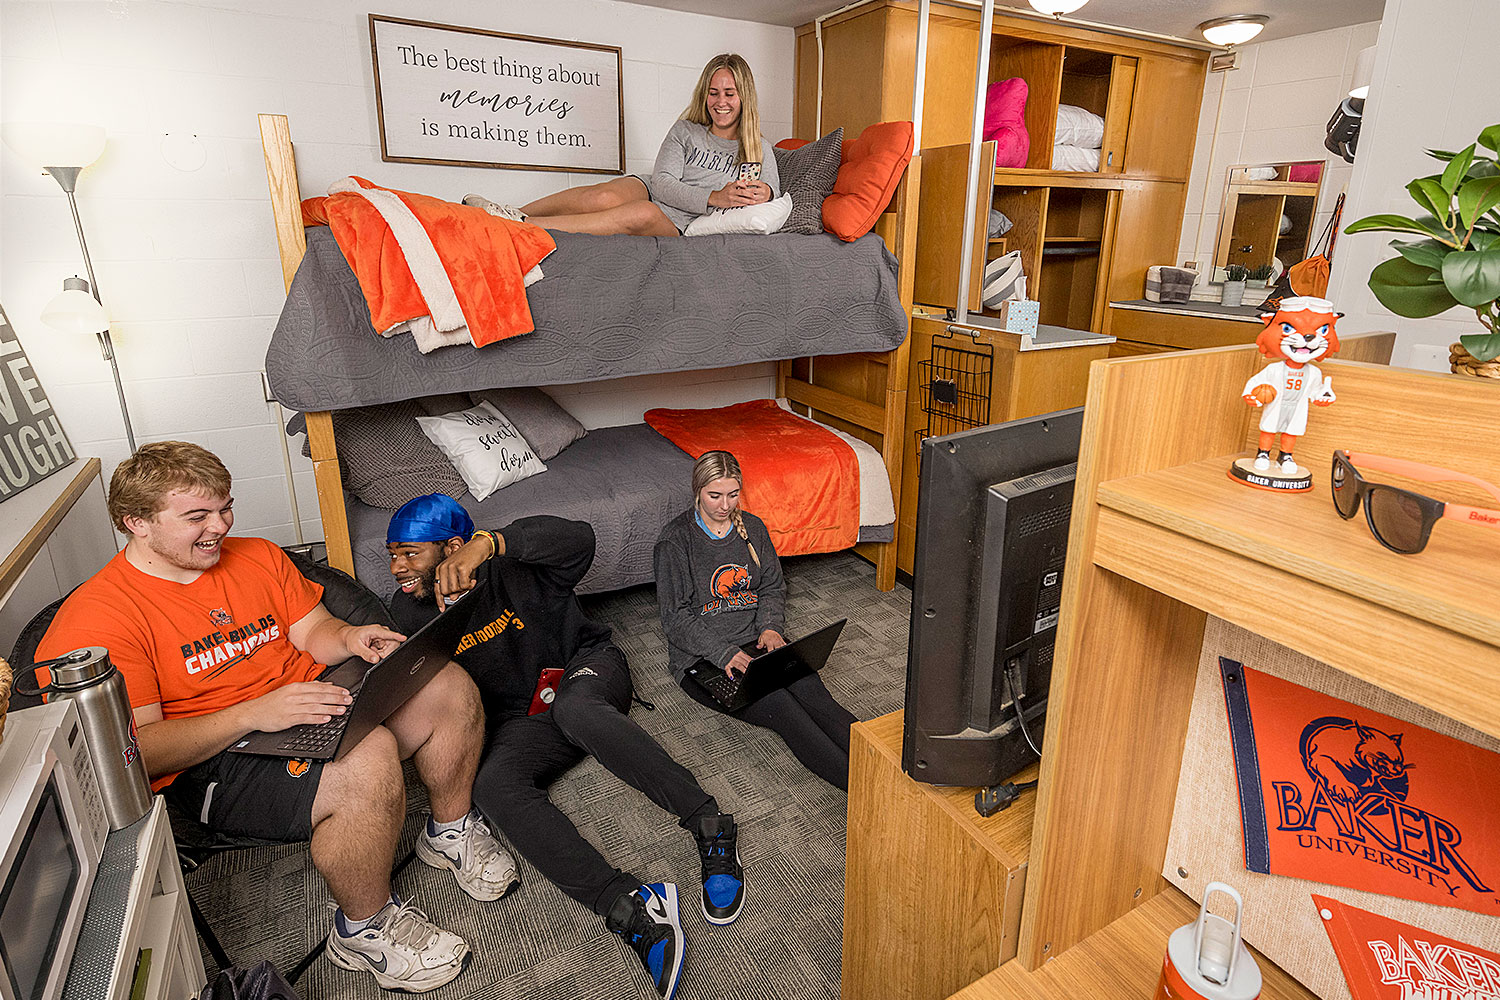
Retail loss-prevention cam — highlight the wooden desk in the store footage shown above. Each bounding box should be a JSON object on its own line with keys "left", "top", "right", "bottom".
{"left": 1104, "top": 299, "right": 1262, "bottom": 356}
{"left": 842, "top": 710, "right": 1037, "bottom": 1000}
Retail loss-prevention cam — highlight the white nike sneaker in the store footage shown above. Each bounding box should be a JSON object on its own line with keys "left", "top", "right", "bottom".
{"left": 416, "top": 810, "right": 520, "bottom": 901}
{"left": 461, "top": 193, "right": 528, "bottom": 222}
{"left": 326, "top": 898, "right": 470, "bottom": 993}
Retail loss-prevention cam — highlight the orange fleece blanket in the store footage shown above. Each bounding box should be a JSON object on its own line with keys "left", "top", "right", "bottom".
{"left": 644, "top": 399, "right": 860, "bottom": 556}
{"left": 304, "top": 178, "right": 555, "bottom": 351}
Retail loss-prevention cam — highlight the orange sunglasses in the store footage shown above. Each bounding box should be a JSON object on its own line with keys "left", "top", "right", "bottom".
{"left": 1331, "top": 450, "right": 1500, "bottom": 554}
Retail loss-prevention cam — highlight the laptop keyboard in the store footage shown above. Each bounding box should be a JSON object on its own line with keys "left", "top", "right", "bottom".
{"left": 695, "top": 668, "right": 744, "bottom": 704}
{"left": 274, "top": 675, "right": 366, "bottom": 754}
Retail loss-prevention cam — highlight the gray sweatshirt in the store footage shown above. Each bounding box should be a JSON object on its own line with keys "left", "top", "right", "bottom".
{"left": 653, "top": 508, "right": 786, "bottom": 680}
{"left": 647, "top": 119, "right": 782, "bottom": 231}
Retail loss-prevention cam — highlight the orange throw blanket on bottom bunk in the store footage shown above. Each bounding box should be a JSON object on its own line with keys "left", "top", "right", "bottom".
{"left": 643, "top": 399, "right": 860, "bottom": 556}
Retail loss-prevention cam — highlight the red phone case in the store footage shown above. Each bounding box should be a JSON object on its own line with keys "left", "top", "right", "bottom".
{"left": 528, "top": 668, "right": 565, "bottom": 715}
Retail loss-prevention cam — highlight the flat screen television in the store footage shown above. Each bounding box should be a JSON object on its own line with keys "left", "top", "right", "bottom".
{"left": 901, "top": 408, "right": 1082, "bottom": 787}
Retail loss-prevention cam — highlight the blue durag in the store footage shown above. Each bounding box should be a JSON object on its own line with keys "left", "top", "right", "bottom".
{"left": 387, "top": 494, "right": 474, "bottom": 545}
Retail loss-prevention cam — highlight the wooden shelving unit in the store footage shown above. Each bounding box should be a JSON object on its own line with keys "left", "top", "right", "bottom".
{"left": 952, "top": 887, "right": 1316, "bottom": 1000}
{"left": 908, "top": 344, "right": 1498, "bottom": 999}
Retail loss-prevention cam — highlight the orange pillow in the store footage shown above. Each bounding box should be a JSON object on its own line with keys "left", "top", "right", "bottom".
{"left": 822, "top": 121, "right": 913, "bottom": 241}
{"left": 301, "top": 196, "right": 330, "bottom": 226}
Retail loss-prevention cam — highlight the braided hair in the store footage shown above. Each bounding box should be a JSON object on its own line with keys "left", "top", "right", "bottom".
{"left": 692, "top": 450, "right": 759, "bottom": 567}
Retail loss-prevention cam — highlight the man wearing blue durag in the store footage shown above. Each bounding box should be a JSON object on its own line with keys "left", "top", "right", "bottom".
{"left": 385, "top": 495, "right": 743, "bottom": 1000}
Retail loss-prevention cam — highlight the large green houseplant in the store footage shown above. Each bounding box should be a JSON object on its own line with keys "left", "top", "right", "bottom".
{"left": 1344, "top": 122, "right": 1500, "bottom": 363}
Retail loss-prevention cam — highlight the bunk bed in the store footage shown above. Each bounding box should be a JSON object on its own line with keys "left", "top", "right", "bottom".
{"left": 257, "top": 113, "right": 922, "bottom": 595}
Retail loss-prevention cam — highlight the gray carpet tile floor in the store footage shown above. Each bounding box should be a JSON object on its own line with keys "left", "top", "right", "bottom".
{"left": 185, "top": 550, "right": 912, "bottom": 999}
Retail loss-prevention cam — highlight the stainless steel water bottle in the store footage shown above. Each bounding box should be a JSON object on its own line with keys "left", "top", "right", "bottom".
{"left": 38, "top": 647, "right": 152, "bottom": 829}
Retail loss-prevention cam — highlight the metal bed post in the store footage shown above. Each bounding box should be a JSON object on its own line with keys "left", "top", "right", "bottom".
{"left": 953, "top": 0, "right": 996, "bottom": 326}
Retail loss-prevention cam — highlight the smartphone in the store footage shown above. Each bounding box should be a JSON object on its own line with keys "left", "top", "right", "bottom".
{"left": 738, "top": 161, "right": 762, "bottom": 182}
{"left": 528, "top": 667, "right": 565, "bottom": 715}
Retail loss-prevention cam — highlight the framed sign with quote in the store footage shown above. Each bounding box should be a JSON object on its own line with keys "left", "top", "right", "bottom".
{"left": 0, "top": 303, "right": 76, "bottom": 502}
{"left": 369, "top": 15, "right": 624, "bottom": 174}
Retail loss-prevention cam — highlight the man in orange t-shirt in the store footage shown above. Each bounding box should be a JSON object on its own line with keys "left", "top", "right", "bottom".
{"left": 37, "top": 442, "right": 514, "bottom": 994}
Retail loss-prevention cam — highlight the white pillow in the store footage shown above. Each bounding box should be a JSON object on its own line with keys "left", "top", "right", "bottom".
{"left": 415, "top": 401, "right": 546, "bottom": 501}
{"left": 683, "top": 193, "right": 793, "bottom": 236}
{"left": 1054, "top": 104, "right": 1105, "bottom": 149}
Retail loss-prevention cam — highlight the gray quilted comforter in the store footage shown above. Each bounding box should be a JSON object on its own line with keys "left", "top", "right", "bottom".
{"left": 267, "top": 226, "right": 907, "bottom": 412}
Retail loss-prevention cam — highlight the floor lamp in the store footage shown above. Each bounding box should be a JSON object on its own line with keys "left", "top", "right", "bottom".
{"left": 3, "top": 122, "right": 137, "bottom": 454}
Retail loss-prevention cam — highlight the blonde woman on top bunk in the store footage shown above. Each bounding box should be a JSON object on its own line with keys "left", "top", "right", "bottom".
{"left": 653, "top": 451, "right": 859, "bottom": 790}
{"left": 465, "top": 53, "right": 780, "bottom": 236}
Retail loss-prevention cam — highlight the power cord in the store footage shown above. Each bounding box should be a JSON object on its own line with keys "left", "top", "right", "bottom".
{"left": 1005, "top": 659, "right": 1043, "bottom": 759}
{"left": 975, "top": 779, "right": 1038, "bottom": 817}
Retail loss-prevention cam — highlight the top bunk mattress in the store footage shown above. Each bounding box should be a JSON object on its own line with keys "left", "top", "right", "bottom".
{"left": 267, "top": 226, "right": 907, "bottom": 413}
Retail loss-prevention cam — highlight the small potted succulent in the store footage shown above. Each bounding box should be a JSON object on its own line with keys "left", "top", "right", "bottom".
{"left": 1344, "top": 122, "right": 1500, "bottom": 376}
{"left": 1220, "top": 264, "right": 1250, "bottom": 307}
{"left": 1246, "top": 264, "right": 1275, "bottom": 290}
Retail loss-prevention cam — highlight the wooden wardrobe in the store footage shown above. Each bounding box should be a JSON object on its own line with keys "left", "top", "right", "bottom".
{"left": 794, "top": 2, "right": 1209, "bottom": 575}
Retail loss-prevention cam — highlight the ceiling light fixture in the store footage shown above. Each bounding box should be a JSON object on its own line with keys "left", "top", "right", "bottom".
{"left": 1197, "top": 14, "right": 1269, "bottom": 47}
{"left": 1028, "top": 0, "right": 1089, "bottom": 16}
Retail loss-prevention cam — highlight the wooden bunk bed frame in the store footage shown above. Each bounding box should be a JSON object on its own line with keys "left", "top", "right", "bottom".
{"left": 257, "top": 112, "right": 921, "bottom": 591}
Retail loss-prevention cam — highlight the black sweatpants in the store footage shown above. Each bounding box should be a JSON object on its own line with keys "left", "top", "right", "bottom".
{"left": 681, "top": 668, "right": 857, "bottom": 790}
{"left": 471, "top": 643, "right": 719, "bottom": 916}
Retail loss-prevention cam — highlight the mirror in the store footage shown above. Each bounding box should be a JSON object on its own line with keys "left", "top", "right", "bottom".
{"left": 1213, "top": 160, "right": 1326, "bottom": 278}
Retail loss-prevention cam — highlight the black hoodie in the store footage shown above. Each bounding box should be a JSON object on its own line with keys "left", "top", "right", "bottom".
{"left": 391, "top": 516, "right": 612, "bottom": 720}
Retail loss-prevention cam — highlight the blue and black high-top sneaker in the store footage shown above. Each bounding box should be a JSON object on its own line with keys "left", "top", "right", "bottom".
{"left": 694, "top": 813, "right": 744, "bottom": 925}
{"left": 606, "top": 882, "right": 685, "bottom": 998}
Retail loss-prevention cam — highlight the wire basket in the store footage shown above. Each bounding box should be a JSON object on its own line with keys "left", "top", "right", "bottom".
{"left": 916, "top": 332, "right": 994, "bottom": 465}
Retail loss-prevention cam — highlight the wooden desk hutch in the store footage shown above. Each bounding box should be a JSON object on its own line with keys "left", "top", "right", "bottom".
{"left": 841, "top": 342, "right": 1499, "bottom": 1000}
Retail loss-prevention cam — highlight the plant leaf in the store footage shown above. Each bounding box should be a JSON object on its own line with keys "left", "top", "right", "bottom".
{"left": 1344, "top": 213, "right": 1436, "bottom": 236}
{"left": 1459, "top": 331, "right": 1500, "bottom": 362}
{"left": 1441, "top": 247, "right": 1500, "bottom": 307}
{"left": 1428, "top": 148, "right": 1457, "bottom": 161}
{"left": 1459, "top": 175, "right": 1500, "bottom": 229}
{"left": 1470, "top": 159, "right": 1500, "bottom": 179}
{"left": 1442, "top": 144, "right": 1477, "bottom": 194}
{"left": 1479, "top": 124, "right": 1500, "bottom": 153}
{"left": 1391, "top": 239, "right": 1451, "bottom": 271}
{"left": 1408, "top": 178, "right": 1449, "bottom": 219}
{"left": 1368, "top": 256, "right": 1460, "bottom": 317}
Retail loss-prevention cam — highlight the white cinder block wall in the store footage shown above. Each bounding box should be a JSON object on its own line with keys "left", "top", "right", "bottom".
{"left": 1178, "top": 21, "right": 1382, "bottom": 286}
{"left": 1327, "top": 0, "right": 1500, "bottom": 370}
{"left": 0, "top": 0, "right": 795, "bottom": 545}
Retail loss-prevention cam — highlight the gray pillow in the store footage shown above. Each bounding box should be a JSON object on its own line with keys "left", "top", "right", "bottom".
{"left": 467, "top": 387, "right": 586, "bottom": 461}
{"left": 332, "top": 400, "right": 466, "bottom": 508}
{"left": 772, "top": 127, "right": 843, "bottom": 235}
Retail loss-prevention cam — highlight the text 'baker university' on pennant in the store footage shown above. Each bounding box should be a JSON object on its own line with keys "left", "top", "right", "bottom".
{"left": 1220, "top": 658, "right": 1500, "bottom": 915}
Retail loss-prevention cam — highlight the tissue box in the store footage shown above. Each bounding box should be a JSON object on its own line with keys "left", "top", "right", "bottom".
{"left": 995, "top": 298, "right": 1039, "bottom": 337}
{"left": 1145, "top": 266, "right": 1197, "bottom": 303}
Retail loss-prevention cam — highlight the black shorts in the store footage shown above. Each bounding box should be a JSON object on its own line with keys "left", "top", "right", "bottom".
{"left": 166, "top": 749, "right": 323, "bottom": 842}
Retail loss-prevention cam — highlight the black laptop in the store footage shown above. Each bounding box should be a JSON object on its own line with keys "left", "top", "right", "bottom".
{"left": 685, "top": 619, "right": 847, "bottom": 711}
{"left": 229, "top": 590, "right": 476, "bottom": 762}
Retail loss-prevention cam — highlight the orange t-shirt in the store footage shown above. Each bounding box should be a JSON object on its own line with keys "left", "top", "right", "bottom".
{"left": 37, "top": 537, "right": 326, "bottom": 724}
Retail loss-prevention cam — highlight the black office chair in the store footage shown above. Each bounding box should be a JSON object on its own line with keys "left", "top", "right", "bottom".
{"left": 8, "top": 549, "right": 409, "bottom": 981}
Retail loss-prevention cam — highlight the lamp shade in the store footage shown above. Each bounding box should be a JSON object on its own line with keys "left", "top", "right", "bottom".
{"left": 1198, "top": 15, "right": 1269, "bottom": 47}
{"left": 41, "top": 278, "right": 108, "bottom": 336}
{"left": 1, "top": 122, "right": 106, "bottom": 170}
{"left": 1349, "top": 44, "right": 1376, "bottom": 99}
{"left": 1028, "top": 0, "right": 1089, "bottom": 13}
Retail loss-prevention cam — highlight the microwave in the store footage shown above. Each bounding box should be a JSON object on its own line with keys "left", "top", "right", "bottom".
{"left": 0, "top": 701, "right": 109, "bottom": 1000}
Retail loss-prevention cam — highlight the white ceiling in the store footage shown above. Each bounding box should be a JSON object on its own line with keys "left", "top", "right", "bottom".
{"left": 622, "top": 0, "right": 1385, "bottom": 45}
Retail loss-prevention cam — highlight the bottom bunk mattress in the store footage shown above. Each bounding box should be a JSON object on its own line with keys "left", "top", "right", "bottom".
{"left": 346, "top": 422, "right": 895, "bottom": 600}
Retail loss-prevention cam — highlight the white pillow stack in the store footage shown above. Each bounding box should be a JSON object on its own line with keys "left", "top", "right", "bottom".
{"left": 415, "top": 401, "right": 547, "bottom": 501}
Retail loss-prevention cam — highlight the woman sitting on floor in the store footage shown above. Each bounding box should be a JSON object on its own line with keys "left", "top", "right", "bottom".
{"left": 466, "top": 52, "right": 780, "bottom": 236}
{"left": 653, "top": 450, "right": 858, "bottom": 790}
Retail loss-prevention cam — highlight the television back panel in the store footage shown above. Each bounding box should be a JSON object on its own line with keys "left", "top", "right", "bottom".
{"left": 902, "top": 408, "right": 1082, "bottom": 786}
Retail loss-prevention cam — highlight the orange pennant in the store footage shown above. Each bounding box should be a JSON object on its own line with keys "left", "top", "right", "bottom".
{"left": 1313, "top": 894, "right": 1500, "bottom": 1000}
{"left": 1221, "top": 660, "right": 1500, "bottom": 915}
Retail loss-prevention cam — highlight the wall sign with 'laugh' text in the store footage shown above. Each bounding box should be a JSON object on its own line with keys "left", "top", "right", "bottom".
{"left": 369, "top": 15, "right": 624, "bottom": 174}
{"left": 0, "top": 305, "right": 75, "bottom": 500}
